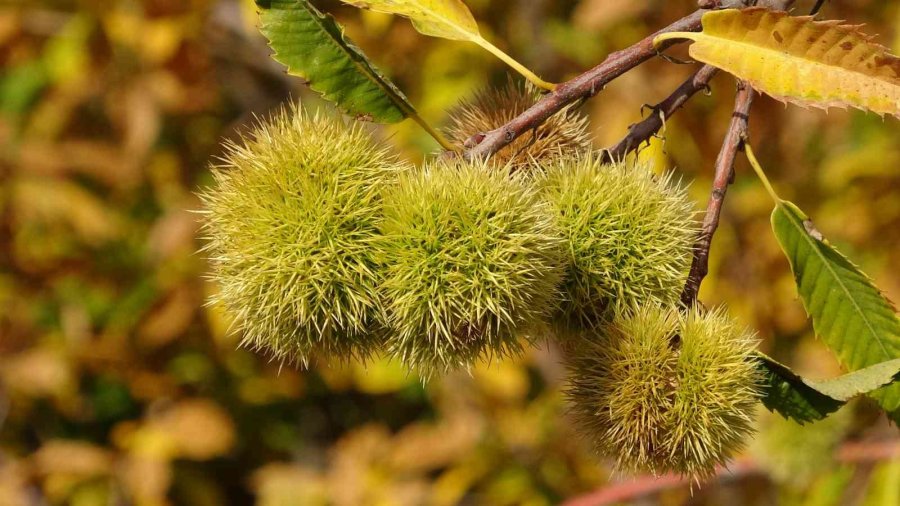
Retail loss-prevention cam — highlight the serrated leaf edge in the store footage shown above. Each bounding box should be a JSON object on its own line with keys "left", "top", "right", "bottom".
{"left": 260, "top": 0, "right": 415, "bottom": 122}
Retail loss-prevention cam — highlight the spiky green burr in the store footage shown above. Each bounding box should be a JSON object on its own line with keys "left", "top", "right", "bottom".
{"left": 377, "top": 160, "right": 565, "bottom": 374}
{"left": 445, "top": 81, "right": 591, "bottom": 168}
{"left": 566, "top": 305, "right": 762, "bottom": 478}
{"left": 199, "top": 105, "right": 408, "bottom": 366}
{"left": 540, "top": 155, "right": 697, "bottom": 328}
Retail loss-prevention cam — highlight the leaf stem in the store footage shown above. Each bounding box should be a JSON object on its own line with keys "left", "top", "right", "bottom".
{"left": 408, "top": 111, "right": 455, "bottom": 150}
{"left": 744, "top": 143, "right": 781, "bottom": 204}
{"left": 652, "top": 32, "right": 699, "bottom": 47}
{"left": 474, "top": 36, "right": 557, "bottom": 91}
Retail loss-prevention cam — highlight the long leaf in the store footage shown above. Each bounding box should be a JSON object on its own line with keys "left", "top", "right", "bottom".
{"left": 757, "top": 354, "right": 900, "bottom": 423}
{"left": 339, "top": 0, "right": 555, "bottom": 90}
{"left": 811, "top": 359, "right": 900, "bottom": 401}
{"left": 772, "top": 200, "right": 900, "bottom": 421}
{"left": 344, "top": 0, "right": 479, "bottom": 41}
{"left": 257, "top": 0, "right": 412, "bottom": 123}
{"left": 757, "top": 354, "right": 843, "bottom": 423}
{"left": 655, "top": 8, "right": 900, "bottom": 118}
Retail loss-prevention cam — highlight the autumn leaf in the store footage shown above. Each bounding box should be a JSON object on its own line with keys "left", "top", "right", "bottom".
{"left": 256, "top": 0, "right": 452, "bottom": 148}
{"left": 339, "top": 0, "right": 556, "bottom": 90}
{"left": 655, "top": 8, "right": 900, "bottom": 118}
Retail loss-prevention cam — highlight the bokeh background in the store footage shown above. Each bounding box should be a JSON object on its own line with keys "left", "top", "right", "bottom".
{"left": 1, "top": 0, "right": 899, "bottom": 504}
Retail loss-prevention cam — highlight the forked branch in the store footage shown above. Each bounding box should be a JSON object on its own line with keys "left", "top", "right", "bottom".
{"left": 600, "top": 64, "right": 719, "bottom": 164}
{"left": 681, "top": 81, "right": 755, "bottom": 306}
{"left": 462, "top": 0, "right": 793, "bottom": 160}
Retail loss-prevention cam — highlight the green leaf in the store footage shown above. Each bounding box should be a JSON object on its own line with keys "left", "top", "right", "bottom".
{"left": 756, "top": 354, "right": 844, "bottom": 423}
{"left": 810, "top": 358, "right": 900, "bottom": 401}
{"left": 757, "top": 353, "right": 900, "bottom": 424}
{"left": 256, "top": 0, "right": 413, "bottom": 123}
{"left": 772, "top": 200, "right": 900, "bottom": 421}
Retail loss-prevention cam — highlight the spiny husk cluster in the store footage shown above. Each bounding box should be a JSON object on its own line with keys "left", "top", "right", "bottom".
{"left": 199, "top": 106, "right": 408, "bottom": 366}
{"left": 540, "top": 155, "right": 697, "bottom": 328}
{"left": 377, "top": 160, "right": 565, "bottom": 374}
{"left": 201, "top": 101, "right": 768, "bottom": 482}
{"left": 566, "top": 305, "right": 762, "bottom": 478}
{"left": 445, "top": 81, "right": 591, "bottom": 168}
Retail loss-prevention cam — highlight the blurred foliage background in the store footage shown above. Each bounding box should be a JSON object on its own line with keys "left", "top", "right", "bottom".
{"left": 1, "top": 0, "right": 899, "bottom": 505}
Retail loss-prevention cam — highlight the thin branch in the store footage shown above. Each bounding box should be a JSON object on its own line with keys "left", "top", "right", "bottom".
{"left": 810, "top": 0, "right": 827, "bottom": 15}
{"left": 461, "top": 0, "right": 794, "bottom": 160}
{"left": 680, "top": 81, "right": 755, "bottom": 307}
{"left": 600, "top": 64, "right": 719, "bottom": 164}
{"left": 561, "top": 439, "right": 900, "bottom": 506}
{"left": 563, "top": 461, "right": 759, "bottom": 506}
{"left": 463, "top": 9, "right": 705, "bottom": 159}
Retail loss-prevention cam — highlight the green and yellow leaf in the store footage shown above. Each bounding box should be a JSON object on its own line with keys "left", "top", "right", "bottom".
{"left": 744, "top": 144, "right": 900, "bottom": 423}
{"left": 258, "top": 0, "right": 411, "bottom": 122}
{"left": 655, "top": 8, "right": 900, "bottom": 118}
{"left": 756, "top": 354, "right": 900, "bottom": 424}
{"left": 343, "top": 0, "right": 479, "bottom": 41}
{"left": 256, "top": 0, "right": 451, "bottom": 148}
{"left": 771, "top": 201, "right": 900, "bottom": 421}
{"left": 339, "top": 0, "right": 556, "bottom": 90}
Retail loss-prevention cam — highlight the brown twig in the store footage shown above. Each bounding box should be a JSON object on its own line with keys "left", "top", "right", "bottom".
{"left": 810, "top": 0, "right": 827, "bottom": 15}
{"left": 463, "top": 10, "right": 705, "bottom": 160}
{"left": 600, "top": 64, "right": 720, "bottom": 164}
{"left": 561, "top": 439, "right": 900, "bottom": 506}
{"left": 563, "top": 460, "right": 760, "bottom": 506}
{"left": 462, "top": 0, "right": 794, "bottom": 161}
{"left": 680, "top": 81, "right": 755, "bottom": 307}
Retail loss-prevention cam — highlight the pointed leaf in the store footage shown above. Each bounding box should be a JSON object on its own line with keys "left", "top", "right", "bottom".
{"left": 810, "top": 358, "right": 900, "bottom": 401}
{"left": 655, "top": 8, "right": 900, "bottom": 117}
{"left": 257, "top": 0, "right": 413, "bottom": 123}
{"left": 757, "top": 354, "right": 845, "bottom": 423}
{"left": 338, "top": 0, "right": 556, "bottom": 90}
{"left": 342, "top": 0, "right": 480, "bottom": 41}
{"left": 772, "top": 200, "right": 900, "bottom": 420}
{"left": 757, "top": 354, "right": 900, "bottom": 423}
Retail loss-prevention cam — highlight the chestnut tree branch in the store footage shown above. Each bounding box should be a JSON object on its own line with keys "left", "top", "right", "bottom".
{"left": 462, "top": 0, "right": 794, "bottom": 161}
{"left": 811, "top": 0, "right": 827, "bottom": 15}
{"left": 680, "top": 81, "right": 755, "bottom": 307}
{"left": 463, "top": 11, "right": 705, "bottom": 159}
{"left": 599, "top": 64, "right": 719, "bottom": 164}
{"left": 561, "top": 439, "right": 900, "bottom": 506}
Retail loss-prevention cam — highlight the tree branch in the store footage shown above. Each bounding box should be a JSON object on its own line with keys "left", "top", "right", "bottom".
{"left": 462, "top": 0, "right": 793, "bottom": 161}
{"left": 462, "top": 10, "right": 705, "bottom": 160}
{"left": 810, "top": 0, "right": 827, "bottom": 15}
{"left": 599, "top": 64, "right": 719, "bottom": 164}
{"left": 561, "top": 439, "right": 900, "bottom": 506}
{"left": 680, "top": 81, "right": 754, "bottom": 307}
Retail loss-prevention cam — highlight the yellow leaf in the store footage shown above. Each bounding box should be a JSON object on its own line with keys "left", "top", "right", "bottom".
{"left": 340, "top": 0, "right": 555, "bottom": 90}
{"left": 0, "top": 460, "right": 31, "bottom": 506}
{"left": 345, "top": 0, "right": 478, "bottom": 40}
{"left": 148, "top": 399, "right": 236, "bottom": 460}
{"left": 32, "top": 440, "right": 113, "bottom": 478}
{"left": 1, "top": 348, "right": 74, "bottom": 398}
{"left": 252, "top": 464, "right": 328, "bottom": 506}
{"left": 655, "top": 9, "right": 900, "bottom": 118}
